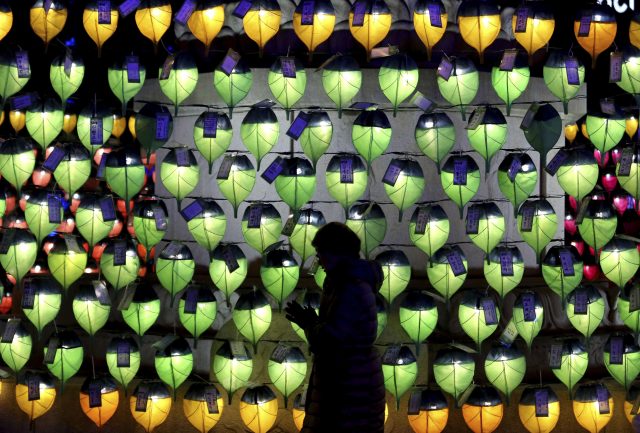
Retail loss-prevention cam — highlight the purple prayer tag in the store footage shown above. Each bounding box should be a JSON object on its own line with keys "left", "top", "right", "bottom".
{"left": 482, "top": 297, "right": 498, "bottom": 325}
{"left": 113, "top": 240, "right": 127, "bottom": 266}
{"left": 281, "top": 57, "right": 297, "bottom": 78}
{"left": 205, "top": 389, "right": 219, "bottom": 414}
{"left": 0, "top": 230, "right": 15, "bottom": 254}
{"left": 558, "top": 249, "right": 575, "bottom": 276}
{"left": 22, "top": 281, "right": 35, "bottom": 309}
{"left": 10, "top": 94, "right": 33, "bottom": 110}
{"left": 610, "top": 51, "right": 622, "bottom": 82}
{"left": 233, "top": 0, "right": 253, "bottom": 18}
{"left": 565, "top": 58, "right": 580, "bottom": 85}
{"left": 247, "top": 205, "right": 263, "bottom": 228}
{"left": 507, "top": 157, "right": 521, "bottom": 181}
{"left": 465, "top": 206, "right": 479, "bottom": 234}
{"left": 27, "top": 376, "right": 40, "bottom": 401}
{"left": 499, "top": 250, "right": 514, "bottom": 276}
{"left": 100, "top": 197, "right": 116, "bottom": 221}
{"left": 180, "top": 200, "right": 204, "bottom": 221}
{"left": 96, "top": 153, "right": 108, "bottom": 179}
{"left": 352, "top": 0, "right": 366, "bottom": 26}
{"left": 515, "top": 7, "right": 528, "bottom": 33}
{"left": 301, "top": 0, "right": 315, "bottom": 25}
{"left": 500, "top": 49, "right": 517, "bottom": 71}
{"left": 135, "top": 387, "right": 149, "bottom": 412}
{"left": 1, "top": 319, "right": 18, "bottom": 343}
{"left": 414, "top": 207, "right": 430, "bottom": 234}
{"left": 340, "top": 157, "right": 353, "bottom": 183}
{"left": 428, "top": 3, "right": 442, "bottom": 27}
{"left": 175, "top": 0, "right": 197, "bottom": 25}
{"left": 43, "top": 147, "right": 65, "bottom": 172}
{"left": 382, "top": 161, "right": 402, "bottom": 186}
{"left": 549, "top": 344, "right": 563, "bottom": 368}
{"left": 64, "top": 49, "right": 73, "bottom": 77}
{"left": 217, "top": 155, "right": 234, "bottom": 180}
{"left": 44, "top": 0, "right": 53, "bottom": 13}
{"left": 522, "top": 293, "right": 536, "bottom": 321}
{"left": 609, "top": 336, "right": 623, "bottom": 364}
{"left": 89, "top": 382, "right": 102, "bottom": 408}
{"left": 520, "top": 204, "right": 535, "bottom": 231}
{"left": 618, "top": 147, "right": 634, "bottom": 177}
{"left": 203, "top": 112, "right": 218, "bottom": 138}
{"left": 90, "top": 117, "right": 103, "bottom": 145}
{"left": 117, "top": 340, "right": 130, "bottom": 367}
{"left": 153, "top": 206, "right": 167, "bottom": 230}
{"left": 126, "top": 55, "right": 140, "bottom": 83}
{"left": 447, "top": 250, "right": 466, "bottom": 276}
{"left": 453, "top": 158, "right": 467, "bottom": 185}
{"left": 261, "top": 157, "right": 284, "bottom": 184}
{"left": 184, "top": 287, "right": 199, "bottom": 314}
{"left": 578, "top": 15, "right": 591, "bottom": 37}
{"left": 545, "top": 150, "right": 568, "bottom": 176}
{"left": 155, "top": 112, "right": 170, "bottom": 140}
{"left": 597, "top": 386, "right": 610, "bottom": 414}
{"left": 574, "top": 290, "right": 588, "bottom": 314}
{"left": 48, "top": 194, "right": 62, "bottom": 224}
{"left": 286, "top": 111, "right": 309, "bottom": 139}
{"left": 437, "top": 58, "right": 453, "bottom": 80}
{"left": 16, "top": 51, "right": 30, "bottom": 78}
{"left": 98, "top": 0, "right": 112, "bottom": 24}
{"left": 222, "top": 246, "right": 240, "bottom": 272}
{"left": 175, "top": 148, "right": 190, "bottom": 167}
{"left": 413, "top": 93, "right": 434, "bottom": 112}
{"left": 220, "top": 50, "right": 241, "bottom": 75}
{"left": 535, "top": 389, "right": 549, "bottom": 417}
{"left": 119, "top": 0, "right": 141, "bottom": 17}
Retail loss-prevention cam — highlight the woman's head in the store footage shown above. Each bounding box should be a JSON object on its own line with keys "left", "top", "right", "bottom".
{"left": 312, "top": 222, "right": 361, "bottom": 269}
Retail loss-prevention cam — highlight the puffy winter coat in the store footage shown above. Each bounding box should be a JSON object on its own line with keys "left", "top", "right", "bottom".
{"left": 301, "top": 258, "right": 386, "bottom": 433}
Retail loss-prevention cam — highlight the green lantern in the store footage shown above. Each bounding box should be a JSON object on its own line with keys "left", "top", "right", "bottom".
{"left": 517, "top": 199, "right": 558, "bottom": 259}
{"left": 550, "top": 338, "right": 587, "bottom": 396}
{"left": 322, "top": 54, "right": 361, "bottom": 118}
{"left": 376, "top": 249, "right": 411, "bottom": 305}
{"left": 72, "top": 282, "right": 110, "bottom": 336}
{"left": 289, "top": 208, "right": 325, "bottom": 263}
{"left": 427, "top": 245, "right": 468, "bottom": 302}
{"left": 440, "top": 155, "right": 481, "bottom": 217}
{"left": 44, "top": 330, "right": 83, "bottom": 390}
{"left": 543, "top": 51, "right": 586, "bottom": 114}
{"left": 541, "top": 245, "right": 583, "bottom": 301}
{"left": 183, "top": 199, "right": 226, "bottom": 253}
{"left": 77, "top": 106, "right": 114, "bottom": 156}
{"left": 565, "top": 285, "right": 605, "bottom": 340}
{"left": 132, "top": 199, "right": 167, "bottom": 255}
{"left": 313, "top": 261, "right": 326, "bottom": 288}
{"left": 522, "top": 103, "right": 562, "bottom": 168}
{"left": 76, "top": 194, "right": 116, "bottom": 248}
{"left": 241, "top": 105, "right": 279, "bottom": 170}
{"left": 159, "top": 52, "right": 198, "bottom": 115}
{"left": 0, "top": 229, "right": 37, "bottom": 284}
{"left": 154, "top": 336, "right": 193, "bottom": 398}
{"left": 0, "top": 319, "right": 32, "bottom": 373}
{"left": 299, "top": 110, "right": 332, "bottom": 169}
{"left": 108, "top": 55, "right": 146, "bottom": 115}
{"left": 100, "top": 238, "right": 140, "bottom": 290}
{"left": 105, "top": 148, "right": 146, "bottom": 213}
{"left": 351, "top": 108, "right": 391, "bottom": 172}
{"left": 512, "top": 291, "right": 544, "bottom": 349}
{"left": 383, "top": 157, "right": 425, "bottom": 222}
{"left": 0, "top": 181, "right": 9, "bottom": 219}
{"left": 160, "top": 147, "right": 200, "bottom": 207}
{"left": 346, "top": 201, "right": 387, "bottom": 259}
{"left": 268, "top": 57, "right": 306, "bottom": 119}
{"left": 274, "top": 157, "right": 316, "bottom": 211}
{"left": 52, "top": 142, "right": 91, "bottom": 196}
{"left": 378, "top": 53, "right": 419, "bottom": 116}
{"left": 466, "top": 106, "right": 507, "bottom": 173}
{"left": 586, "top": 112, "right": 626, "bottom": 153}
{"left": 194, "top": 111, "right": 232, "bottom": 174}
{"left": 408, "top": 204, "right": 449, "bottom": 258}
{"left": 484, "top": 345, "right": 526, "bottom": 404}
{"left": 290, "top": 290, "right": 320, "bottom": 342}
{"left": 465, "top": 203, "right": 505, "bottom": 255}
{"left": 578, "top": 200, "right": 617, "bottom": 251}
{"left": 232, "top": 288, "right": 272, "bottom": 350}
{"left": 491, "top": 54, "right": 530, "bottom": 115}
{"left": 415, "top": 112, "right": 455, "bottom": 173}
{"left": 106, "top": 336, "right": 141, "bottom": 390}
{"left": 382, "top": 345, "right": 418, "bottom": 409}
{"left": 50, "top": 52, "right": 84, "bottom": 106}
{"left": 436, "top": 57, "right": 479, "bottom": 120}
{"left": 241, "top": 203, "right": 282, "bottom": 254}
{"left": 48, "top": 235, "right": 87, "bottom": 290}
{"left": 213, "top": 57, "right": 252, "bottom": 118}
{"left": 179, "top": 286, "right": 217, "bottom": 345}
{"left": 24, "top": 189, "right": 64, "bottom": 244}
{"left": 21, "top": 277, "right": 62, "bottom": 336}
{"left": 600, "top": 238, "right": 640, "bottom": 288}
{"left": 497, "top": 153, "right": 538, "bottom": 213}
{"left": 216, "top": 154, "right": 256, "bottom": 218}
{"left": 212, "top": 340, "right": 253, "bottom": 403}
{"left": 135, "top": 103, "right": 173, "bottom": 160}
{"left": 267, "top": 346, "right": 307, "bottom": 407}
{"left": 260, "top": 249, "right": 299, "bottom": 310}
{"left": 483, "top": 246, "right": 524, "bottom": 299}
{"left": 325, "top": 153, "right": 368, "bottom": 216}
{"left": 618, "top": 283, "right": 640, "bottom": 336}
{"left": 209, "top": 243, "right": 248, "bottom": 304}
{"left": 433, "top": 348, "right": 475, "bottom": 402}
{"left": 25, "top": 98, "right": 63, "bottom": 151}
{"left": 616, "top": 145, "right": 639, "bottom": 200}
{"left": 617, "top": 47, "right": 640, "bottom": 104}
{"left": 0, "top": 137, "right": 36, "bottom": 193}
{"left": 0, "top": 48, "right": 31, "bottom": 103}
{"left": 376, "top": 294, "right": 388, "bottom": 340}
{"left": 399, "top": 291, "right": 438, "bottom": 355}
{"left": 156, "top": 241, "right": 195, "bottom": 306}
{"left": 458, "top": 290, "right": 500, "bottom": 350}
{"left": 121, "top": 282, "right": 160, "bottom": 336}
{"left": 603, "top": 334, "right": 640, "bottom": 390}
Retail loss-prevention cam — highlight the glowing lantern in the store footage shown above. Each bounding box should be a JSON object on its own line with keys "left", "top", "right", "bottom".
{"left": 159, "top": 52, "right": 198, "bottom": 115}
{"left": 491, "top": 55, "right": 530, "bottom": 116}
{"left": 30, "top": 0, "right": 67, "bottom": 47}
{"left": 212, "top": 340, "right": 253, "bottom": 403}
{"left": 522, "top": 103, "right": 562, "bottom": 168}
{"left": 565, "top": 285, "right": 605, "bottom": 340}
{"left": 0, "top": 2, "right": 11, "bottom": 42}
{"left": 213, "top": 58, "right": 252, "bottom": 118}
{"left": 21, "top": 277, "right": 62, "bottom": 336}
{"left": 427, "top": 245, "right": 467, "bottom": 302}
{"left": 619, "top": 283, "right": 640, "bottom": 336}
{"left": 112, "top": 113, "right": 126, "bottom": 138}
{"left": 267, "top": 346, "right": 306, "bottom": 406}
{"left": 0, "top": 137, "right": 36, "bottom": 194}
{"left": 183, "top": 198, "right": 226, "bottom": 252}
{"left": 76, "top": 194, "right": 116, "bottom": 247}
{"left": 325, "top": 153, "right": 367, "bottom": 215}
{"left": 43, "top": 330, "right": 83, "bottom": 390}
{"left": 617, "top": 48, "right": 640, "bottom": 105}
{"left": 375, "top": 250, "right": 411, "bottom": 305}
{"left": 77, "top": 106, "right": 113, "bottom": 156}
{"left": 555, "top": 148, "right": 599, "bottom": 201}
{"left": 160, "top": 147, "right": 199, "bottom": 206}
{"left": 0, "top": 50, "right": 31, "bottom": 103}
{"left": 216, "top": 154, "right": 255, "bottom": 218}
{"left": 483, "top": 246, "right": 524, "bottom": 299}
{"left": 261, "top": 249, "right": 299, "bottom": 309}
{"left": 413, "top": 0, "right": 447, "bottom": 60}
{"left": 154, "top": 336, "right": 193, "bottom": 397}
{"left": 616, "top": 145, "right": 640, "bottom": 201}
{"left": 49, "top": 236, "right": 88, "bottom": 290}
{"left": 565, "top": 122, "right": 578, "bottom": 143}
{"left": 407, "top": 388, "right": 449, "bottom": 433}
{"left": 378, "top": 54, "right": 419, "bottom": 116}
{"left": 458, "top": 290, "right": 500, "bottom": 350}
{"left": 179, "top": 285, "right": 217, "bottom": 345}
{"left": 513, "top": 291, "right": 543, "bottom": 349}
{"left": 399, "top": 291, "right": 438, "bottom": 354}
{"left": 573, "top": 383, "right": 614, "bottom": 433}
{"left": 551, "top": 338, "right": 587, "bottom": 395}
{"left": 465, "top": 203, "right": 505, "bottom": 255}
{"left": 603, "top": 334, "right": 640, "bottom": 390}
{"left": 346, "top": 201, "right": 387, "bottom": 259}
{"left": 15, "top": 371, "right": 56, "bottom": 423}
{"left": 79, "top": 375, "right": 119, "bottom": 428}
{"left": 83, "top": 0, "right": 118, "bottom": 57}
{"left": 497, "top": 153, "right": 538, "bottom": 212}
{"left": 209, "top": 243, "right": 248, "bottom": 304}
{"left": 105, "top": 148, "right": 146, "bottom": 213}
{"left": 157, "top": 241, "right": 195, "bottom": 305}
{"left": 577, "top": 200, "right": 617, "bottom": 251}
{"left": 586, "top": 112, "right": 626, "bottom": 153}
{"left": 292, "top": 392, "right": 306, "bottom": 431}
{"left": 518, "top": 386, "right": 560, "bottom": 433}
{"left": 268, "top": 57, "right": 306, "bottom": 119}
{"left": 51, "top": 142, "right": 91, "bottom": 196}
{"left": 322, "top": 54, "right": 361, "bottom": 118}
{"left": 288, "top": 208, "right": 325, "bottom": 262}
{"left": 129, "top": 381, "right": 172, "bottom": 432}
{"left": 376, "top": 294, "right": 388, "bottom": 340}
{"left": 457, "top": 0, "right": 501, "bottom": 63}
{"left": 135, "top": 103, "right": 173, "bottom": 160}
{"left": 512, "top": 3, "right": 554, "bottom": 58}
{"left": 0, "top": 319, "right": 31, "bottom": 373}
{"left": 433, "top": 348, "right": 475, "bottom": 402}
{"left": 543, "top": 52, "right": 586, "bottom": 114}
{"left": 415, "top": 112, "right": 455, "bottom": 172}
{"left": 0, "top": 229, "right": 37, "bottom": 284}
{"left": 233, "top": 288, "right": 272, "bottom": 350}
{"left": 193, "top": 111, "right": 232, "bottom": 174}
{"left": 240, "top": 386, "right": 278, "bottom": 433}
{"left": 241, "top": 203, "right": 281, "bottom": 254}
{"left": 516, "top": 199, "right": 557, "bottom": 259}
{"left": 437, "top": 57, "right": 478, "bottom": 120}
{"left": 440, "top": 155, "right": 481, "bottom": 217}
{"left": 121, "top": 282, "right": 160, "bottom": 336}
{"left": 274, "top": 157, "right": 316, "bottom": 210}
{"left": 382, "top": 344, "right": 417, "bottom": 408}
{"left": 106, "top": 336, "right": 141, "bottom": 390}
{"left": 72, "top": 283, "right": 110, "bottom": 336}
{"left": 462, "top": 386, "right": 503, "bottom": 433}
{"left": 132, "top": 200, "right": 168, "bottom": 259}
{"left": 241, "top": 105, "right": 279, "bottom": 170}
{"left": 50, "top": 52, "right": 84, "bottom": 106}
{"left": 573, "top": 5, "right": 616, "bottom": 68}
{"left": 62, "top": 112, "right": 77, "bottom": 134}
{"left": 293, "top": 0, "right": 335, "bottom": 57}
{"left": 600, "top": 238, "right": 640, "bottom": 288}
{"left": 100, "top": 238, "right": 140, "bottom": 290}
{"left": 9, "top": 109, "right": 26, "bottom": 133}
{"left": 135, "top": 0, "right": 172, "bottom": 50}
{"left": 408, "top": 204, "right": 449, "bottom": 258}
{"left": 242, "top": 0, "right": 281, "bottom": 56}
{"left": 541, "top": 245, "right": 583, "bottom": 301}
{"left": 188, "top": 0, "right": 225, "bottom": 50}
{"left": 299, "top": 110, "right": 332, "bottom": 169}
{"left": 382, "top": 158, "right": 424, "bottom": 221}
{"left": 466, "top": 106, "right": 507, "bottom": 173}
{"left": 183, "top": 383, "right": 224, "bottom": 433}
{"left": 24, "top": 189, "right": 64, "bottom": 244}
{"left": 108, "top": 56, "right": 146, "bottom": 115}
{"left": 484, "top": 345, "right": 525, "bottom": 403}
{"left": 348, "top": 0, "right": 391, "bottom": 57}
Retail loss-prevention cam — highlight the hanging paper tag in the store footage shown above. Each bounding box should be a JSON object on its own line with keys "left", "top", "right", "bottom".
{"left": 160, "top": 54, "right": 175, "bottom": 80}
{"left": 498, "top": 318, "right": 518, "bottom": 347}
{"left": 308, "top": 256, "right": 320, "bottom": 275}
{"left": 261, "top": 157, "right": 284, "bottom": 184}
{"left": 153, "top": 335, "right": 179, "bottom": 352}
{"left": 64, "top": 234, "right": 83, "bottom": 253}
{"left": 600, "top": 98, "right": 616, "bottom": 115}
{"left": 578, "top": 14, "right": 591, "bottom": 37}
{"left": 499, "top": 49, "right": 518, "bottom": 71}
{"left": 450, "top": 342, "right": 478, "bottom": 353}
{"left": 48, "top": 194, "right": 62, "bottom": 224}
{"left": 1, "top": 318, "right": 19, "bottom": 343}
{"left": 163, "top": 241, "right": 183, "bottom": 257}
{"left": 119, "top": 0, "right": 141, "bottom": 17}
{"left": 520, "top": 205, "right": 534, "bottom": 232}
{"left": 499, "top": 249, "right": 514, "bottom": 276}
{"left": 609, "top": 336, "right": 624, "bottom": 364}
{"left": 44, "top": 337, "right": 59, "bottom": 364}
{"left": 44, "top": 0, "right": 53, "bottom": 13}
{"left": 428, "top": 3, "right": 442, "bottom": 27}
{"left": 175, "top": 148, "right": 190, "bottom": 167}
{"left": 271, "top": 343, "right": 290, "bottom": 363}
{"left": 482, "top": 297, "right": 498, "bottom": 325}
{"left": 437, "top": 58, "right": 453, "bottom": 80}
{"left": 281, "top": 57, "right": 297, "bottom": 78}
{"left": 609, "top": 51, "right": 623, "bottom": 83}
{"left": 349, "top": 101, "right": 378, "bottom": 111}
{"left": 180, "top": 199, "right": 204, "bottom": 221}
{"left": 90, "top": 117, "right": 103, "bottom": 145}
{"left": 565, "top": 57, "right": 580, "bottom": 85}
{"left": 411, "top": 91, "right": 435, "bottom": 112}
{"left": 96, "top": 153, "right": 108, "bottom": 180}
{"left": 220, "top": 49, "right": 241, "bottom": 75}
{"left": 89, "top": 381, "right": 103, "bottom": 408}
{"left": 126, "top": 55, "right": 140, "bottom": 83}
{"left": 202, "top": 112, "right": 218, "bottom": 138}
{"left": 10, "top": 93, "right": 34, "bottom": 110}
{"left": 414, "top": 207, "right": 430, "bottom": 234}
{"left": 370, "top": 46, "right": 399, "bottom": 59}
{"left": 507, "top": 157, "right": 522, "bottom": 182}
{"left": 408, "top": 391, "right": 422, "bottom": 415}
{"left": 574, "top": 290, "right": 588, "bottom": 314}
{"left": 117, "top": 339, "right": 131, "bottom": 367}
{"left": 340, "top": 156, "right": 354, "bottom": 183}
{"left": 535, "top": 388, "right": 549, "bottom": 417}
{"left": 230, "top": 340, "right": 248, "bottom": 358}
{"left": 22, "top": 280, "right": 35, "bottom": 309}
{"left": 446, "top": 250, "right": 466, "bottom": 276}
{"left": 453, "top": 158, "right": 467, "bottom": 185}
{"left": 117, "top": 285, "right": 135, "bottom": 310}
{"left": 16, "top": 50, "right": 30, "bottom": 78}
{"left": 135, "top": 385, "right": 149, "bottom": 412}
{"left": 217, "top": 155, "right": 234, "bottom": 180}
{"left": 282, "top": 212, "right": 300, "bottom": 236}
{"left": 222, "top": 246, "right": 240, "bottom": 273}
{"left": 630, "top": 285, "right": 640, "bottom": 312}
{"left": 63, "top": 48, "right": 73, "bottom": 77}
{"left": 247, "top": 204, "right": 263, "bottom": 228}
{"left": 0, "top": 229, "right": 16, "bottom": 254}
{"left": 382, "top": 344, "right": 401, "bottom": 364}
{"left": 254, "top": 99, "right": 277, "bottom": 109}
{"left": 597, "top": 385, "right": 610, "bottom": 414}
{"left": 352, "top": 0, "right": 366, "bottom": 26}
{"left": 93, "top": 280, "right": 111, "bottom": 306}
{"left": 152, "top": 205, "right": 167, "bottom": 230}
{"left": 558, "top": 249, "right": 575, "bottom": 276}
{"left": 113, "top": 240, "right": 127, "bottom": 266}
{"left": 27, "top": 375, "right": 40, "bottom": 401}
{"left": 522, "top": 293, "right": 536, "bottom": 321}
{"left": 515, "top": 7, "right": 529, "bottom": 33}
{"left": 98, "top": 0, "right": 112, "bottom": 24}
{"left": 618, "top": 147, "right": 634, "bottom": 177}
{"left": 286, "top": 111, "right": 310, "bottom": 139}
{"left": 545, "top": 149, "right": 568, "bottom": 176}
{"left": 155, "top": 112, "right": 170, "bottom": 140}
{"left": 549, "top": 343, "right": 563, "bottom": 368}
{"left": 184, "top": 287, "right": 199, "bottom": 314}
{"left": 301, "top": 0, "right": 315, "bottom": 25}
{"left": 100, "top": 197, "right": 116, "bottom": 222}
{"left": 205, "top": 387, "right": 220, "bottom": 414}
{"left": 175, "top": 0, "right": 197, "bottom": 25}
{"left": 465, "top": 206, "right": 480, "bottom": 234}
{"left": 577, "top": 196, "right": 591, "bottom": 222}
{"left": 520, "top": 103, "right": 539, "bottom": 130}
{"left": 43, "top": 147, "right": 65, "bottom": 172}
{"left": 382, "top": 160, "right": 403, "bottom": 186}
{"left": 233, "top": 0, "right": 253, "bottom": 18}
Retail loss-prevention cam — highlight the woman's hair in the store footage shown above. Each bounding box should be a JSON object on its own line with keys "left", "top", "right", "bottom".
{"left": 312, "top": 222, "right": 361, "bottom": 258}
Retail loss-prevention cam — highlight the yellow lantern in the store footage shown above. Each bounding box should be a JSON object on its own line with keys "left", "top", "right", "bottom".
{"left": 413, "top": 0, "right": 447, "bottom": 61}
{"left": 518, "top": 386, "right": 560, "bottom": 433}
{"left": 63, "top": 112, "right": 77, "bottom": 134}
{"left": 457, "top": 0, "right": 501, "bottom": 64}
{"left": 188, "top": 0, "right": 225, "bottom": 51}
{"left": 0, "top": 109, "right": 5, "bottom": 127}
{"left": 135, "top": 0, "right": 172, "bottom": 51}
{"left": 626, "top": 114, "right": 638, "bottom": 139}
{"left": 462, "top": 386, "right": 503, "bottom": 433}
{"left": 183, "top": 383, "right": 224, "bottom": 433}
{"left": 129, "top": 381, "right": 172, "bottom": 433}
{"left": 292, "top": 392, "right": 305, "bottom": 431}
{"left": 112, "top": 113, "right": 126, "bottom": 139}
{"left": 240, "top": 386, "right": 278, "bottom": 433}
{"left": 573, "top": 5, "right": 616, "bottom": 68}
{"left": 15, "top": 371, "right": 56, "bottom": 423}
{"left": 580, "top": 121, "right": 589, "bottom": 139}
{"left": 349, "top": 0, "right": 392, "bottom": 59}
{"left": 79, "top": 376, "right": 119, "bottom": 428}
{"left": 511, "top": 3, "right": 554, "bottom": 59}
{"left": 407, "top": 389, "right": 449, "bottom": 433}
{"left": 83, "top": 0, "right": 119, "bottom": 57}
{"left": 293, "top": 0, "right": 336, "bottom": 58}
{"left": 128, "top": 111, "right": 137, "bottom": 139}
{"left": 242, "top": 0, "right": 281, "bottom": 57}
{"left": 565, "top": 122, "right": 578, "bottom": 144}
{"left": 573, "top": 383, "right": 614, "bottom": 433}
{"left": 0, "top": 2, "right": 12, "bottom": 43}
{"left": 9, "top": 109, "right": 26, "bottom": 133}
{"left": 631, "top": 13, "right": 640, "bottom": 50}
{"left": 30, "top": 0, "right": 68, "bottom": 48}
